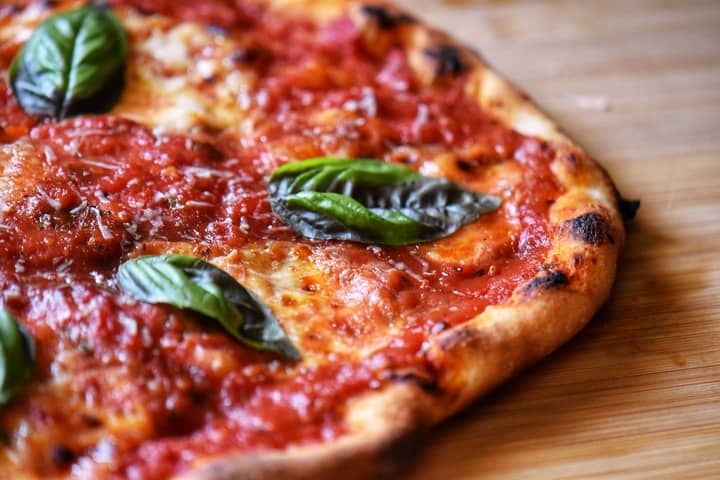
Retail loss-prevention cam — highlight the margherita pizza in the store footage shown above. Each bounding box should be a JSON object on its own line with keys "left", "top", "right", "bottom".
{"left": 0, "top": 1, "right": 637, "bottom": 479}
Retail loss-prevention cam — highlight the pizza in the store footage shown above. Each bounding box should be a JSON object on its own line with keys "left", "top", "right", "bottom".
{"left": 0, "top": 1, "right": 637, "bottom": 479}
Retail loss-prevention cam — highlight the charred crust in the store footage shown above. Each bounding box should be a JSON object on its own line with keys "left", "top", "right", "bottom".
{"left": 454, "top": 149, "right": 502, "bottom": 173}
{"left": 565, "top": 212, "right": 615, "bottom": 245}
{"left": 523, "top": 270, "right": 568, "bottom": 295}
{"left": 423, "top": 45, "right": 467, "bottom": 77}
{"left": 360, "top": 5, "right": 415, "bottom": 29}
{"left": 387, "top": 371, "right": 441, "bottom": 396}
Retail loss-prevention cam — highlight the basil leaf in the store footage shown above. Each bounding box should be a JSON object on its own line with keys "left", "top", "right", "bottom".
{"left": 117, "top": 255, "right": 300, "bottom": 361}
{"left": 268, "top": 157, "right": 501, "bottom": 245}
{"left": 8, "top": 4, "right": 127, "bottom": 119}
{"left": 0, "top": 309, "right": 35, "bottom": 404}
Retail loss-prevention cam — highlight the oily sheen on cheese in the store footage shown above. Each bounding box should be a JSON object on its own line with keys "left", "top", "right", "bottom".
{"left": 0, "top": 1, "right": 574, "bottom": 478}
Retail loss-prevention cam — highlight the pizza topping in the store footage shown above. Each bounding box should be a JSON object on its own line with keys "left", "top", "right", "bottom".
{"left": 8, "top": 4, "right": 127, "bottom": 119}
{"left": 359, "top": 5, "right": 415, "bottom": 29}
{"left": 0, "top": 309, "right": 35, "bottom": 404}
{"left": 268, "top": 157, "right": 501, "bottom": 245}
{"left": 117, "top": 254, "right": 301, "bottom": 360}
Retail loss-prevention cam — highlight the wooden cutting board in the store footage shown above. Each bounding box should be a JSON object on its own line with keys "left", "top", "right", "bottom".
{"left": 392, "top": 0, "right": 720, "bottom": 478}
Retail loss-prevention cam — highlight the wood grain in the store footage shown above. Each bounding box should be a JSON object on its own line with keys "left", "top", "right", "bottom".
{"left": 392, "top": 0, "right": 720, "bottom": 478}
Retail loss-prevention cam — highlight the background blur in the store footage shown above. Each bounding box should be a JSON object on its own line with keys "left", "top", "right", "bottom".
{"left": 394, "top": 1, "right": 720, "bottom": 478}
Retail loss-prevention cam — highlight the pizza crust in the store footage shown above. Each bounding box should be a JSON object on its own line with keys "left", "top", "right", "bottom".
{"left": 182, "top": 1, "right": 626, "bottom": 478}
{"left": 181, "top": 383, "right": 438, "bottom": 480}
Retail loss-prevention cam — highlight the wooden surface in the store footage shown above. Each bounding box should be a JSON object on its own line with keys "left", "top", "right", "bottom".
{"left": 393, "top": 1, "right": 720, "bottom": 478}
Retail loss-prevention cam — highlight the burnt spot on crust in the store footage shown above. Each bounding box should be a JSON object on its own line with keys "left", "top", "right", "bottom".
{"left": 523, "top": 270, "right": 568, "bottom": 296}
{"left": 454, "top": 147, "right": 502, "bottom": 173}
{"left": 566, "top": 212, "right": 615, "bottom": 245}
{"left": 559, "top": 151, "right": 587, "bottom": 174}
{"left": 456, "top": 156, "right": 497, "bottom": 173}
{"left": 360, "top": 5, "right": 415, "bottom": 29}
{"left": 423, "top": 45, "right": 467, "bottom": 77}
{"left": 386, "top": 371, "right": 441, "bottom": 396}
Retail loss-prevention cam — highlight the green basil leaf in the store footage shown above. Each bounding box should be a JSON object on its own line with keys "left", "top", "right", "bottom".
{"left": 0, "top": 309, "right": 35, "bottom": 404}
{"left": 268, "top": 157, "right": 501, "bottom": 245}
{"left": 8, "top": 4, "right": 127, "bottom": 119}
{"left": 117, "top": 255, "right": 300, "bottom": 361}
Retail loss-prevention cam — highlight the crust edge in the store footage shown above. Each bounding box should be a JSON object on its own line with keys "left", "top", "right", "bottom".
{"left": 180, "top": 384, "right": 439, "bottom": 480}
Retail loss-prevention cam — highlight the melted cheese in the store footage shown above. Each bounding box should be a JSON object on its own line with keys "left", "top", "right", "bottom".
{"left": 0, "top": 140, "right": 45, "bottom": 206}
{"left": 113, "top": 11, "right": 258, "bottom": 135}
{"left": 2, "top": 367, "right": 154, "bottom": 480}
{"left": 205, "top": 241, "right": 403, "bottom": 363}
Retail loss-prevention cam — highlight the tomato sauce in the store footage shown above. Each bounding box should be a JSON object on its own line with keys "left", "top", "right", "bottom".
{"left": 0, "top": 1, "right": 562, "bottom": 477}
